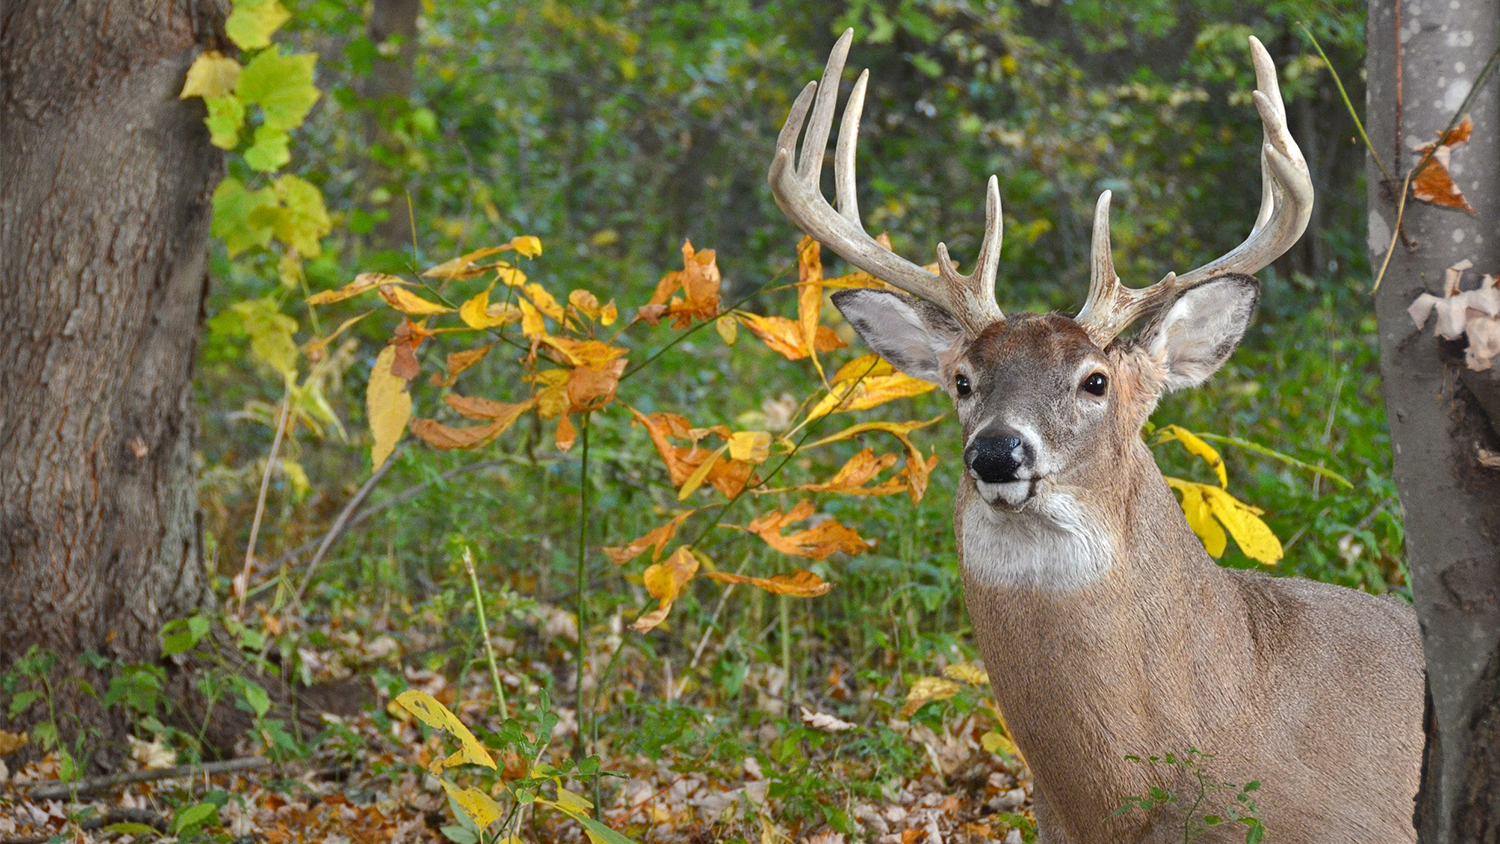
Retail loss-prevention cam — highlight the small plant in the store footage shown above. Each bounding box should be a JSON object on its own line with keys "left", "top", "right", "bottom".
{"left": 1112, "top": 748, "right": 1265, "bottom": 843}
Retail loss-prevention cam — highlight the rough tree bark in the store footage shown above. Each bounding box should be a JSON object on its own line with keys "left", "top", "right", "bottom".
{"left": 0, "top": 0, "right": 229, "bottom": 762}
{"left": 1366, "top": 0, "right": 1500, "bottom": 838}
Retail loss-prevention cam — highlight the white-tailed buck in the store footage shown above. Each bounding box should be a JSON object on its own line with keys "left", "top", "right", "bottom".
{"left": 769, "top": 30, "right": 1423, "bottom": 843}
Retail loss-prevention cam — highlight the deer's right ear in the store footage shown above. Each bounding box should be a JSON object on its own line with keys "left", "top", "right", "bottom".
{"left": 831, "top": 289, "right": 965, "bottom": 385}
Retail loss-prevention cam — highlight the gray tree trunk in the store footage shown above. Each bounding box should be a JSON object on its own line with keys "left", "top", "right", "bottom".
{"left": 1366, "top": 0, "right": 1500, "bottom": 838}
{"left": 0, "top": 0, "right": 228, "bottom": 763}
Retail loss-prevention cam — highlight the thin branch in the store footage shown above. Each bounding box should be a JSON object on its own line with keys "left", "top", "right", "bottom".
{"left": 1296, "top": 21, "right": 1391, "bottom": 184}
{"left": 236, "top": 393, "right": 292, "bottom": 616}
{"left": 291, "top": 442, "right": 405, "bottom": 605}
{"left": 19, "top": 757, "right": 271, "bottom": 802}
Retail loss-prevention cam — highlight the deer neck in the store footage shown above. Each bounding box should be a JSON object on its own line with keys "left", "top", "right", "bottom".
{"left": 956, "top": 439, "right": 1254, "bottom": 825}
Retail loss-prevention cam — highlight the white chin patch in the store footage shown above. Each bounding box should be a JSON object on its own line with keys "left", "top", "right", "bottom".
{"left": 975, "top": 479, "right": 1034, "bottom": 509}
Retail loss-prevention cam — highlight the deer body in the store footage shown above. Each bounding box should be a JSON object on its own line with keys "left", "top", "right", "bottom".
{"left": 769, "top": 31, "right": 1424, "bottom": 841}
{"left": 956, "top": 420, "right": 1422, "bottom": 843}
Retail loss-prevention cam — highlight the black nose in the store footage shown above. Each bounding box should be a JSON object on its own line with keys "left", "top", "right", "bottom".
{"left": 965, "top": 433, "right": 1029, "bottom": 484}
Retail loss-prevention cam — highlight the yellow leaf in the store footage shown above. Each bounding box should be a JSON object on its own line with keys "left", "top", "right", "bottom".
{"left": 797, "top": 236, "right": 826, "bottom": 381}
{"left": 942, "top": 663, "right": 990, "bottom": 687}
{"left": 459, "top": 284, "right": 518, "bottom": 329}
{"left": 180, "top": 51, "right": 241, "bottom": 99}
{"left": 748, "top": 500, "right": 872, "bottom": 560}
{"left": 602, "top": 510, "right": 697, "bottom": 564}
{"left": 728, "top": 430, "right": 771, "bottom": 464}
{"left": 508, "top": 234, "right": 543, "bottom": 258}
{"left": 423, "top": 246, "right": 512, "bottom": 280}
{"left": 540, "top": 335, "right": 628, "bottom": 369}
{"left": 981, "top": 730, "right": 1019, "bottom": 757}
{"left": 828, "top": 354, "right": 895, "bottom": 384}
{"left": 900, "top": 676, "right": 962, "bottom": 718}
{"left": 367, "top": 346, "right": 411, "bottom": 469}
{"left": 523, "top": 283, "right": 566, "bottom": 321}
{"left": 806, "top": 373, "right": 936, "bottom": 421}
{"left": 380, "top": 284, "right": 453, "bottom": 316}
{"left": 802, "top": 416, "right": 944, "bottom": 451}
{"left": 568, "top": 289, "right": 617, "bottom": 325}
{"left": 303, "top": 309, "right": 373, "bottom": 361}
{"left": 554, "top": 787, "right": 593, "bottom": 815}
{"left": 392, "top": 690, "right": 495, "bottom": 770}
{"left": 716, "top": 314, "right": 738, "bottom": 345}
{"left": 439, "top": 779, "right": 504, "bottom": 829}
{"left": 678, "top": 442, "right": 729, "bottom": 500}
{"left": 1169, "top": 478, "right": 1227, "bottom": 557}
{"left": 519, "top": 299, "right": 546, "bottom": 338}
{"left": 1159, "top": 424, "right": 1227, "bottom": 487}
{"left": 307, "top": 272, "right": 405, "bottom": 305}
{"left": 1202, "top": 484, "right": 1283, "bottom": 564}
{"left": 705, "top": 569, "right": 832, "bottom": 597}
{"left": 496, "top": 262, "right": 527, "bottom": 286}
{"left": 0, "top": 729, "right": 29, "bottom": 756}
{"left": 632, "top": 546, "right": 699, "bottom": 633}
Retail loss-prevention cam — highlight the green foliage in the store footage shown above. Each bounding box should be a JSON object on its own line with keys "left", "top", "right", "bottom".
{"left": 1114, "top": 749, "right": 1265, "bottom": 843}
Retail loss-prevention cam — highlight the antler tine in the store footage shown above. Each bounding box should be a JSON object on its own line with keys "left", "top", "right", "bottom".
{"left": 1074, "top": 36, "right": 1313, "bottom": 346}
{"left": 768, "top": 29, "right": 1004, "bottom": 335}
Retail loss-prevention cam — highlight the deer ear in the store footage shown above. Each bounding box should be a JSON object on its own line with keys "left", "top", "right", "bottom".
{"left": 1142, "top": 274, "right": 1259, "bottom": 391}
{"left": 831, "top": 289, "right": 965, "bottom": 385}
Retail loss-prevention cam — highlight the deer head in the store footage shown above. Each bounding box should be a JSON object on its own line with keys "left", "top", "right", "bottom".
{"left": 768, "top": 30, "right": 1312, "bottom": 515}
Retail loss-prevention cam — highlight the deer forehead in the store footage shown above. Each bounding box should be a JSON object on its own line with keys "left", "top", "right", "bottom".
{"left": 955, "top": 314, "right": 1105, "bottom": 392}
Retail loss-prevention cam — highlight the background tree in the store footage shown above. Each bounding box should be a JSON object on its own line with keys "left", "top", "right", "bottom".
{"left": 1366, "top": 0, "right": 1500, "bottom": 837}
{"left": 0, "top": 0, "right": 230, "bottom": 764}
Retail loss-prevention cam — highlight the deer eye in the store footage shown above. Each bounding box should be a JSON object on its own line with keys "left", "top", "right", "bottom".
{"left": 955, "top": 373, "right": 972, "bottom": 397}
{"left": 1082, "top": 372, "right": 1108, "bottom": 396}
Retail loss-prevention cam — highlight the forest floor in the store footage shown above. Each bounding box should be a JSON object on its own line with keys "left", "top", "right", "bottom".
{"left": 0, "top": 599, "right": 1035, "bottom": 844}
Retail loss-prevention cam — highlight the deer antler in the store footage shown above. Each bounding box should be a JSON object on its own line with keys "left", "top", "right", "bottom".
{"left": 768, "top": 29, "right": 1005, "bottom": 336}
{"left": 1075, "top": 36, "right": 1313, "bottom": 346}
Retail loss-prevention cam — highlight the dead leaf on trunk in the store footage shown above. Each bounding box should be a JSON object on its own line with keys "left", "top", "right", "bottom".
{"left": 1410, "top": 115, "right": 1477, "bottom": 213}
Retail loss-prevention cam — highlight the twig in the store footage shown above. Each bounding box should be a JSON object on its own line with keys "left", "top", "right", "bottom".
{"left": 237, "top": 394, "right": 292, "bottom": 616}
{"left": 16, "top": 757, "right": 271, "bottom": 801}
{"left": 0, "top": 809, "right": 165, "bottom": 844}
{"left": 1297, "top": 21, "right": 1391, "bottom": 184}
{"left": 291, "top": 442, "right": 405, "bottom": 605}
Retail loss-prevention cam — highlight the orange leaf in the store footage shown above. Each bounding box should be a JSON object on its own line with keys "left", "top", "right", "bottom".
{"left": 797, "top": 236, "right": 826, "bottom": 381}
{"left": 649, "top": 240, "right": 722, "bottom": 327}
{"left": 763, "top": 448, "right": 905, "bottom": 497}
{"left": 541, "top": 335, "right": 628, "bottom": 369}
{"left": 631, "top": 546, "right": 699, "bottom": 633}
{"left": 801, "top": 415, "right": 944, "bottom": 504}
{"left": 445, "top": 345, "right": 493, "bottom": 381}
{"left": 737, "top": 312, "right": 846, "bottom": 360}
{"left": 522, "top": 283, "right": 566, "bottom": 322}
{"left": 565, "top": 358, "right": 627, "bottom": 413}
{"left": 603, "top": 510, "right": 697, "bottom": 564}
{"left": 410, "top": 416, "right": 518, "bottom": 450}
{"left": 308, "top": 272, "right": 405, "bottom": 305}
{"left": 626, "top": 406, "right": 754, "bottom": 498}
{"left": 568, "top": 289, "right": 618, "bottom": 326}
{"left": 748, "top": 500, "right": 873, "bottom": 560}
{"left": 444, "top": 394, "right": 536, "bottom": 423}
{"left": 706, "top": 568, "right": 832, "bottom": 597}
{"left": 380, "top": 284, "right": 453, "bottom": 316}
{"left": 1411, "top": 115, "right": 1477, "bottom": 213}
{"left": 556, "top": 414, "right": 577, "bottom": 451}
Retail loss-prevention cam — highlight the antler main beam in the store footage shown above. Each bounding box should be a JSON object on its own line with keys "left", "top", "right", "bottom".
{"left": 768, "top": 29, "right": 1005, "bottom": 335}
{"left": 1075, "top": 36, "right": 1313, "bottom": 346}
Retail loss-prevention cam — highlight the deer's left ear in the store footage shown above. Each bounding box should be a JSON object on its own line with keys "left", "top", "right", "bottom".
{"left": 1142, "top": 274, "right": 1259, "bottom": 391}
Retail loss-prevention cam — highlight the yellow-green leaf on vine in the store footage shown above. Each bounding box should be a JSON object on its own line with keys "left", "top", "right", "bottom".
{"left": 226, "top": 0, "right": 291, "bottom": 50}
{"left": 180, "top": 51, "right": 241, "bottom": 99}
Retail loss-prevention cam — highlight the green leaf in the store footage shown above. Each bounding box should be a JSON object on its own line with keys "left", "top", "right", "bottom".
{"left": 203, "top": 95, "right": 245, "bottom": 149}
{"left": 572, "top": 813, "right": 638, "bottom": 844}
{"left": 270, "top": 174, "right": 331, "bottom": 257}
{"left": 8, "top": 690, "right": 40, "bottom": 719}
{"left": 172, "top": 802, "right": 219, "bottom": 834}
{"left": 226, "top": 0, "right": 290, "bottom": 50}
{"left": 244, "top": 124, "right": 291, "bottom": 172}
{"left": 238, "top": 46, "right": 319, "bottom": 132}
{"left": 211, "top": 178, "right": 277, "bottom": 256}
{"left": 241, "top": 680, "right": 271, "bottom": 718}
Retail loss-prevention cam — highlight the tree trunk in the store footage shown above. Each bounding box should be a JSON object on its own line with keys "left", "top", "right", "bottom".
{"left": 365, "top": 0, "right": 421, "bottom": 250}
{"left": 1366, "top": 0, "right": 1500, "bottom": 838}
{"left": 0, "top": 0, "right": 228, "bottom": 764}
